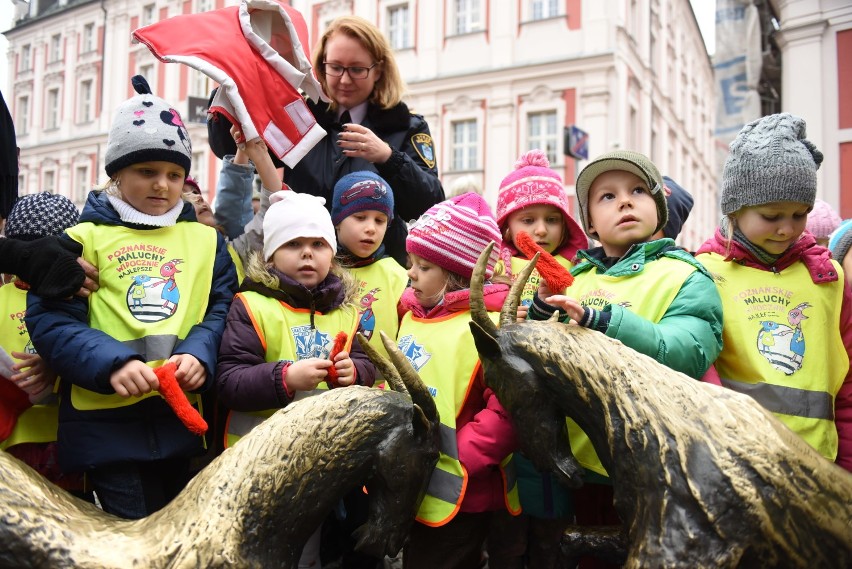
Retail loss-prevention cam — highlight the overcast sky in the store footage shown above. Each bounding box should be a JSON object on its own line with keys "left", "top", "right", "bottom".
{"left": 0, "top": 1, "right": 716, "bottom": 97}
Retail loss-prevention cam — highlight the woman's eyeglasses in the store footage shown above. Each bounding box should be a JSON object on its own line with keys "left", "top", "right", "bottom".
{"left": 323, "top": 62, "right": 378, "bottom": 80}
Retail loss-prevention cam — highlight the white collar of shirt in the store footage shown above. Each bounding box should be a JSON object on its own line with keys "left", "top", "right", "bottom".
{"left": 338, "top": 102, "right": 368, "bottom": 125}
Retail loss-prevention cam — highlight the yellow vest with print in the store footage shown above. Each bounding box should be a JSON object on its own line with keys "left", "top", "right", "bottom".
{"left": 398, "top": 310, "right": 520, "bottom": 526}
{"left": 567, "top": 257, "right": 698, "bottom": 476}
{"left": 65, "top": 221, "right": 217, "bottom": 412}
{"left": 0, "top": 283, "right": 58, "bottom": 449}
{"left": 511, "top": 255, "right": 574, "bottom": 306}
{"left": 698, "top": 253, "right": 847, "bottom": 460}
{"left": 349, "top": 257, "right": 408, "bottom": 388}
{"left": 225, "top": 291, "right": 360, "bottom": 448}
{"left": 227, "top": 243, "right": 246, "bottom": 284}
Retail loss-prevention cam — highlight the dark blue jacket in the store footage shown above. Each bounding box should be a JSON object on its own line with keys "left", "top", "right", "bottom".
{"left": 25, "top": 190, "right": 238, "bottom": 471}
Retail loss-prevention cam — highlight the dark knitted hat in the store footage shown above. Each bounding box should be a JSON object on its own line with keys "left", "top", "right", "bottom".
{"left": 661, "top": 176, "right": 694, "bottom": 239}
{"left": 105, "top": 75, "right": 192, "bottom": 177}
{"left": 331, "top": 171, "right": 394, "bottom": 225}
{"left": 721, "top": 113, "right": 823, "bottom": 215}
{"left": 4, "top": 191, "right": 79, "bottom": 241}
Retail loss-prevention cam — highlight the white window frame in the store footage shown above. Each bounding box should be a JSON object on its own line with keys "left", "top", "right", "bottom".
{"left": 138, "top": 63, "right": 155, "bottom": 91}
{"left": 197, "top": 0, "right": 213, "bottom": 12}
{"left": 75, "top": 165, "right": 90, "bottom": 204}
{"left": 43, "top": 170, "right": 56, "bottom": 193}
{"left": 49, "top": 34, "right": 62, "bottom": 63}
{"left": 451, "top": 119, "right": 478, "bottom": 171}
{"left": 16, "top": 95, "right": 29, "bottom": 134}
{"left": 82, "top": 23, "right": 95, "bottom": 53}
{"left": 526, "top": 110, "right": 559, "bottom": 164}
{"left": 387, "top": 3, "right": 411, "bottom": 50}
{"left": 46, "top": 87, "right": 60, "bottom": 130}
{"left": 78, "top": 79, "right": 93, "bottom": 123}
{"left": 20, "top": 44, "right": 31, "bottom": 71}
{"left": 454, "top": 0, "right": 482, "bottom": 35}
{"left": 530, "top": 0, "right": 559, "bottom": 20}
{"left": 142, "top": 4, "right": 156, "bottom": 26}
{"left": 192, "top": 69, "right": 211, "bottom": 97}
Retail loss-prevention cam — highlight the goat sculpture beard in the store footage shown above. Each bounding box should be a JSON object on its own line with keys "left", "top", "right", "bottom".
{"left": 467, "top": 243, "right": 852, "bottom": 568}
{"left": 0, "top": 337, "right": 440, "bottom": 569}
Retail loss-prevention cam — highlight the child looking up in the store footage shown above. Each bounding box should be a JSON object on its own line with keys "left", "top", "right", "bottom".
{"left": 1, "top": 192, "right": 86, "bottom": 497}
{"left": 696, "top": 113, "right": 852, "bottom": 472}
{"left": 488, "top": 150, "right": 586, "bottom": 569}
{"left": 399, "top": 192, "right": 520, "bottom": 569}
{"left": 215, "top": 191, "right": 376, "bottom": 569}
{"left": 529, "top": 150, "right": 723, "bottom": 568}
{"left": 25, "top": 76, "right": 238, "bottom": 519}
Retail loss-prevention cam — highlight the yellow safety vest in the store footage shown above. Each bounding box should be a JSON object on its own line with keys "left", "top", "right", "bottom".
{"left": 227, "top": 243, "right": 246, "bottom": 284}
{"left": 225, "top": 291, "right": 360, "bottom": 448}
{"left": 398, "top": 310, "right": 521, "bottom": 526}
{"left": 65, "top": 221, "right": 217, "bottom": 411}
{"left": 349, "top": 257, "right": 408, "bottom": 388}
{"left": 566, "top": 257, "right": 698, "bottom": 476}
{"left": 698, "top": 253, "right": 847, "bottom": 460}
{"left": 510, "top": 254, "right": 574, "bottom": 305}
{"left": 0, "top": 283, "right": 58, "bottom": 449}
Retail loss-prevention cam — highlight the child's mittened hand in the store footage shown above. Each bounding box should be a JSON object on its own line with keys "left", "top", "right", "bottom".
{"left": 331, "top": 352, "right": 356, "bottom": 387}
{"left": 110, "top": 360, "right": 159, "bottom": 398}
{"left": 543, "top": 294, "right": 585, "bottom": 323}
{"left": 286, "top": 358, "right": 334, "bottom": 392}
{"left": 168, "top": 354, "right": 206, "bottom": 391}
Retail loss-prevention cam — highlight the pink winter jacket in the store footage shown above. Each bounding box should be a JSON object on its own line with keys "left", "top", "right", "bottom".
{"left": 697, "top": 230, "right": 852, "bottom": 472}
{"left": 398, "top": 284, "right": 519, "bottom": 513}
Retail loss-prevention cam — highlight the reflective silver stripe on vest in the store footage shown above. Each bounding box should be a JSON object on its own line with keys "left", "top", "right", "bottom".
{"left": 440, "top": 424, "right": 458, "bottom": 460}
{"left": 122, "top": 335, "right": 180, "bottom": 363}
{"left": 425, "top": 464, "right": 463, "bottom": 504}
{"left": 228, "top": 411, "right": 269, "bottom": 438}
{"left": 721, "top": 378, "right": 834, "bottom": 420}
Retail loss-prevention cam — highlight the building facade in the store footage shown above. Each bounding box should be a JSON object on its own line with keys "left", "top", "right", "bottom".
{"left": 5, "top": 0, "right": 716, "bottom": 250}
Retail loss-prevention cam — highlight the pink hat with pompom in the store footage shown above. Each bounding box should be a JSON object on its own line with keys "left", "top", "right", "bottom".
{"left": 806, "top": 199, "right": 841, "bottom": 240}
{"left": 496, "top": 150, "right": 586, "bottom": 256}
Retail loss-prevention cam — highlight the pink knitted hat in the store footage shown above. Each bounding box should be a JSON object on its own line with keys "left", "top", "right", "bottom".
{"left": 806, "top": 199, "right": 841, "bottom": 240}
{"left": 407, "top": 192, "right": 502, "bottom": 279}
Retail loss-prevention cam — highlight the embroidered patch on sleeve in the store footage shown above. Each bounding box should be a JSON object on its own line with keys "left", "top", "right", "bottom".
{"left": 411, "top": 133, "right": 436, "bottom": 169}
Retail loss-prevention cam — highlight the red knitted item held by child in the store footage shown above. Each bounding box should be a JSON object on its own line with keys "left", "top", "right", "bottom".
{"left": 515, "top": 231, "right": 575, "bottom": 293}
{"left": 153, "top": 362, "right": 208, "bottom": 436}
{"left": 325, "top": 331, "right": 348, "bottom": 389}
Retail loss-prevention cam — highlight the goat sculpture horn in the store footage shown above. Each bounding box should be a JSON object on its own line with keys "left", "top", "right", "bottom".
{"left": 470, "top": 242, "right": 499, "bottom": 336}
{"left": 357, "top": 332, "right": 409, "bottom": 398}
{"left": 502, "top": 251, "right": 539, "bottom": 327}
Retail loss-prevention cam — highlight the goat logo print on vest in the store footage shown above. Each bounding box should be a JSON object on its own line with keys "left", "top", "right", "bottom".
{"left": 124, "top": 259, "right": 183, "bottom": 323}
{"left": 293, "top": 325, "right": 332, "bottom": 359}
{"left": 755, "top": 302, "right": 810, "bottom": 375}
{"left": 397, "top": 334, "right": 431, "bottom": 372}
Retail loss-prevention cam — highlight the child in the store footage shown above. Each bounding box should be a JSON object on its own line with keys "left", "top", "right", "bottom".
{"left": 528, "top": 150, "right": 723, "bottom": 568}
{"left": 806, "top": 198, "right": 842, "bottom": 247}
{"left": 695, "top": 113, "right": 852, "bottom": 473}
{"left": 399, "top": 192, "right": 520, "bottom": 569}
{"left": 215, "top": 190, "right": 376, "bottom": 568}
{"left": 830, "top": 219, "right": 852, "bottom": 286}
{"left": 332, "top": 170, "right": 409, "bottom": 373}
{"left": 25, "top": 76, "right": 238, "bottom": 519}
{"left": 0, "top": 192, "right": 88, "bottom": 497}
{"left": 487, "top": 150, "right": 586, "bottom": 569}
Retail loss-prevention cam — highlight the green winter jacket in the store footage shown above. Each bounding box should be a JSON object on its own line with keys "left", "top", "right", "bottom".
{"left": 536, "top": 239, "right": 723, "bottom": 380}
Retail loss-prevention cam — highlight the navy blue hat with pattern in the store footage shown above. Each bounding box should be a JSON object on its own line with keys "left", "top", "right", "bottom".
{"left": 331, "top": 171, "right": 394, "bottom": 225}
{"left": 4, "top": 191, "right": 79, "bottom": 241}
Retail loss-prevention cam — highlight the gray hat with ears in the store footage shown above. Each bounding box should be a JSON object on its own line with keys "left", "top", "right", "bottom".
{"left": 721, "top": 113, "right": 823, "bottom": 215}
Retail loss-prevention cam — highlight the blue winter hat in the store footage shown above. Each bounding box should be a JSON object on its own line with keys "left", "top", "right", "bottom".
{"left": 661, "top": 176, "right": 694, "bottom": 239}
{"left": 331, "top": 171, "right": 394, "bottom": 225}
{"left": 829, "top": 219, "right": 852, "bottom": 265}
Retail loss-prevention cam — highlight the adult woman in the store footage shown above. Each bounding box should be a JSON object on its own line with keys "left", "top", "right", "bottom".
{"left": 209, "top": 15, "right": 444, "bottom": 267}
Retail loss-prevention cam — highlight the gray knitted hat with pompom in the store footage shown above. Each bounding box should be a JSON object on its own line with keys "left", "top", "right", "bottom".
{"left": 721, "top": 113, "right": 823, "bottom": 215}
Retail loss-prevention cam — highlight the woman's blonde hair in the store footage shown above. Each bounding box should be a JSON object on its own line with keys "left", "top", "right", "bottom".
{"left": 312, "top": 15, "right": 405, "bottom": 111}
{"left": 245, "top": 250, "right": 361, "bottom": 306}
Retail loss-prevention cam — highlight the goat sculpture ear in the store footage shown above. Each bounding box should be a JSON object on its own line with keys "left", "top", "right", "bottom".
{"left": 469, "top": 320, "right": 502, "bottom": 361}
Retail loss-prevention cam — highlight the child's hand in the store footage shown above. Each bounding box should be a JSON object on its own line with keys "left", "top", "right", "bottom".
{"left": 285, "top": 358, "right": 334, "bottom": 392}
{"left": 168, "top": 354, "right": 206, "bottom": 391}
{"left": 516, "top": 305, "right": 529, "bottom": 322}
{"left": 543, "top": 294, "right": 585, "bottom": 323}
{"left": 537, "top": 281, "right": 554, "bottom": 300}
{"left": 10, "top": 352, "right": 56, "bottom": 395}
{"left": 331, "top": 351, "right": 356, "bottom": 387}
{"left": 110, "top": 360, "right": 159, "bottom": 397}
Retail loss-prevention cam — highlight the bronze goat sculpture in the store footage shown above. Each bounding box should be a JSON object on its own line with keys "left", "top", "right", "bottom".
{"left": 0, "top": 358, "right": 440, "bottom": 569}
{"left": 468, "top": 244, "right": 852, "bottom": 568}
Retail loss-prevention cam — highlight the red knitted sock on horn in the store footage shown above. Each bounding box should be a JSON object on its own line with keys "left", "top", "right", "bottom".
{"left": 153, "top": 362, "right": 208, "bottom": 436}
{"left": 325, "top": 331, "right": 349, "bottom": 388}
{"left": 515, "top": 231, "right": 574, "bottom": 293}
